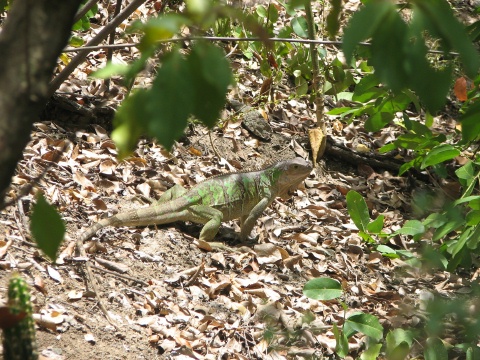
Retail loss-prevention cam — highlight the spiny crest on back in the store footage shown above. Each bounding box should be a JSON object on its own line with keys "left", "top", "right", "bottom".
{"left": 192, "top": 157, "right": 311, "bottom": 185}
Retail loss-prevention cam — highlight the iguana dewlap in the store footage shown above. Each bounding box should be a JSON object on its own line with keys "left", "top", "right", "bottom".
{"left": 79, "top": 157, "right": 313, "bottom": 245}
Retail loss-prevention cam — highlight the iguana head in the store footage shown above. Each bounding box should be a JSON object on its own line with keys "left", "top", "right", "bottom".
{"left": 273, "top": 157, "right": 313, "bottom": 199}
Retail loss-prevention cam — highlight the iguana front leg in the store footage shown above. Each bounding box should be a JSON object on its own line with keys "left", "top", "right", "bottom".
{"left": 240, "top": 197, "right": 271, "bottom": 241}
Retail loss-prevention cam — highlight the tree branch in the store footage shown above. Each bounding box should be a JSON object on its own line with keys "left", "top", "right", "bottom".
{"left": 0, "top": 0, "right": 82, "bottom": 202}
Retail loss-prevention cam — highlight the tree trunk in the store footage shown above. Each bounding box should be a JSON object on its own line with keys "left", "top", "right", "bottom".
{"left": 0, "top": 0, "right": 82, "bottom": 202}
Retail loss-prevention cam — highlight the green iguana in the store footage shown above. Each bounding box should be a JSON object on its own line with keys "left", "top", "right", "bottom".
{"left": 78, "top": 157, "right": 312, "bottom": 247}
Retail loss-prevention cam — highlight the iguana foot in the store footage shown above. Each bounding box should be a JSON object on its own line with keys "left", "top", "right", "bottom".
{"left": 194, "top": 239, "right": 246, "bottom": 253}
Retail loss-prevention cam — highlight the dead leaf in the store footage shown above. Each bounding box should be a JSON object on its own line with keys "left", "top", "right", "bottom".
{"left": 454, "top": 76, "right": 468, "bottom": 101}
{"left": 136, "top": 182, "right": 151, "bottom": 198}
{"left": 0, "top": 239, "right": 13, "bottom": 258}
{"left": 84, "top": 333, "right": 96, "bottom": 343}
{"left": 194, "top": 239, "right": 213, "bottom": 251}
{"left": 73, "top": 170, "right": 95, "bottom": 190}
{"left": 34, "top": 276, "right": 47, "bottom": 295}
{"left": 211, "top": 252, "right": 226, "bottom": 268}
{"left": 188, "top": 146, "right": 202, "bottom": 156}
{"left": 33, "top": 311, "right": 65, "bottom": 331}
{"left": 309, "top": 128, "right": 325, "bottom": 163}
{"left": 47, "top": 265, "right": 63, "bottom": 283}
{"left": 99, "top": 159, "right": 115, "bottom": 175}
{"left": 92, "top": 198, "right": 107, "bottom": 210}
{"left": 68, "top": 290, "right": 83, "bottom": 301}
{"left": 254, "top": 243, "right": 282, "bottom": 264}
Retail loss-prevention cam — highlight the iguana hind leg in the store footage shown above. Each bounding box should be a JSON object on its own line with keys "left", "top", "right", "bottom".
{"left": 189, "top": 205, "right": 239, "bottom": 252}
{"left": 157, "top": 184, "right": 188, "bottom": 204}
{"left": 188, "top": 205, "right": 224, "bottom": 242}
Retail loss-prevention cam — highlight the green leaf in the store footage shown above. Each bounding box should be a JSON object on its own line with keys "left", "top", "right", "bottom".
{"left": 467, "top": 224, "right": 480, "bottom": 250}
{"left": 399, "top": 158, "right": 418, "bottom": 176}
{"left": 186, "top": 0, "right": 209, "bottom": 16}
{"left": 460, "top": 101, "right": 480, "bottom": 142}
{"left": 112, "top": 89, "right": 150, "bottom": 158}
{"left": 263, "top": 4, "right": 279, "bottom": 23}
{"left": 256, "top": 5, "right": 267, "bottom": 18}
{"left": 466, "top": 210, "right": 480, "bottom": 226}
{"left": 423, "top": 212, "right": 447, "bottom": 228}
{"left": 113, "top": 49, "right": 195, "bottom": 157}
{"left": 352, "top": 74, "right": 383, "bottom": 102}
{"left": 188, "top": 43, "right": 233, "bottom": 127}
{"left": 370, "top": 9, "right": 409, "bottom": 92}
{"left": 303, "top": 277, "right": 343, "bottom": 300}
{"left": 291, "top": 16, "right": 309, "bottom": 38}
{"left": 412, "top": 0, "right": 479, "bottom": 78}
{"left": 395, "top": 133, "right": 428, "bottom": 150}
{"left": 346, "top": 191, "right": 370, "bottom": 232}
{"left": 407, "top": 25, "right": 452, "bottom": 112}
{"left": 148, "top": 50, "right": 194, "bottom": 146}
{"left": 424, "top": 337, "right": 448, "bottom": 360}
{"left": 326, "top": 0, "right": 342, "bottom": 38}
{"left": 465, "top": 345, "right": 480, "bottom": 360}
{"left": 447, "top": 227, "right": 472, "bottom": 257}
{"left": 432, "top": 215, "right": 464, "bottom": 241}
{"left": 327, "top": 107, "right": 355, "bottom": 115}
{"left": 425, "top": 111, "right": 434, "bottom": 128}
{"left": 408, "top": 119, "right": 433, "bottom": 136}
{"left": 365, "top": 111, "right": 394, "bottom": 132}
{"left": 295, "top": 75, "right": 308, "bottom": 96}
{"left": 456, "top": 161, "right": 475, "bottom": 181}
{"left": 376, "top": 245, "right": 397, "bottom": 256}
{"left": 30, "top": 193, "right": 65, "bottom": 262}
{"left": 421, "top": 144, "right": 460, "bottom": 169}
{"left": 395, "top": 220, "right": 425, "bottom": 237}
{"left": 345, "top": 313, "right": 384, "bottom": 341}
{"left": 468, "top": 198, "right": 480, "bottom": 210}
{"left": 92, "top": 63, "right": 131, "bottom": 79}
{"left": 69, "top": 36, "right": 84, "bottom": 48}
{"left": 378, "top": 143, "right": 396, "bottom": 154}
{"left": 333, "top": 323, "right": 349, "bottom": 357}
{"left": 386, "top": 329, "right": 414, "bottom": 360}
{"left": 367, "top": 215, "right": 384, "bottom": 234}
{"left": 285, "top": 0, "right": 308, "bottom": 13}
{"left": 360, "top": 343, "right": 382, "bottom": 360}
{"left": 343, "top": 2, "right": 395, "bottom": 62}
{"left": 140, "top": 14, "right": 190, "bottom": 49}
{"left": 359, "top": 231, "right": 375, "bottom": 244}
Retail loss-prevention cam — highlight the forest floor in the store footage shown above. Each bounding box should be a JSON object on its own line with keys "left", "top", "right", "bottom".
{"left": 0, "top": 0, "right": 478, "bottom": 359}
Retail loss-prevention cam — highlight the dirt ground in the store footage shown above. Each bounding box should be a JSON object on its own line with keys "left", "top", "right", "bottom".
{"left": 1, "top": 90, "right": 471, "bottom": 360}
{"left": 0, "top": 108, "right": 334, "bottom": 359}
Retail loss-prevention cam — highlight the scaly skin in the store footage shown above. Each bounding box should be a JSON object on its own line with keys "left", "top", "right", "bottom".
{"left": 79, "top": 157, "right": 313, "bottom": 244}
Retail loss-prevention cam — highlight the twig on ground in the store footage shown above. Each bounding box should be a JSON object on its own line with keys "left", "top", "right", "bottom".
{"left": 184, "top": 259, "right": 205, "bottom": 287}
{"left": 75, "top": 237, "right": 119, "bottom": 330}
{"left": 91, "top": 264, "right": 149, "bottom": 287}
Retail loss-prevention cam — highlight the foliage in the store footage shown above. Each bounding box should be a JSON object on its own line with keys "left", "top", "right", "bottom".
{"left": 11, "top": 0, "right": 480, "bottom": 357}
{"left": 30, "top": 193, "right": 65, "bottom": 262}
{"left": 0, "top": 0, "right": 11, "bottom": 15}
{"left": 1, "top": 274, "right": 38, "bottom": 360}
{"left": 72, "top": 0, "right": 98, "bottom": 32}
{"left": 343, "top": 0, "right": 479, "bottom": 113}
{"left": 303, "top": 277, "right": 389, "bottom": 358}
{"left": 94, "top": 0, "right": 234, "bottom": 157}
{"left": 111, "top": 42, "right": 232, "bottom": 157}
